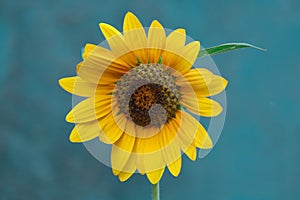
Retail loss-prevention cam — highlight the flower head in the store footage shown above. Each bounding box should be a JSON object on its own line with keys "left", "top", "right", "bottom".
{"left": 59, "top": 12, "right": 227, "bottom": 184}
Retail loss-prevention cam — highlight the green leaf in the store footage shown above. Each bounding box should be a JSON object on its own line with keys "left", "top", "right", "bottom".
{"left": 198, "top": 43, "right": 266, "bottom": 57}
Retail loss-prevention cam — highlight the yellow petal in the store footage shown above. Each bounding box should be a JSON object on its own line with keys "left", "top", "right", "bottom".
{"left": 123, "top": 12, "right": 144, "bottom": 31}
{"left": 175, "top": 111, "right": 212, "bottom": 150}
{"left": 171, "top": 41, "right": 200, "bottom": 74}
{"left": 172, "top": 111, "right": 212, "bottom": 149}
{"left": 58, "top": 76, "right": 97, "bottom": 97}
{"left": 146, "top": 168, "right": 165, "bottom": 184}
{"left": 133, "top": 127, "right": 163, "bottom": 153}
{"left": 133, "top": 128, "right": 165, "bottom": 173}
{"left": 132, "top": 138, "right": 145, "bottom": 174}
{"left": 142, "top": 149, "right": 165, "bottom": 173}
{"left": 134, "top": 124, "right": 161, "bottom": 139}
{"left": 123, "top": 12, "right": 148, "bottom": 63}
{"left": 167, "top": 157, "right": 182, "bottom": 177}
{"left": 111, "top": 133, "right": 135, "bottom": 172}
{"left": 177, "top": 68, "right": 213, "bottom": 89}
{"left": 107, "top": 111, "right": 128, "bottom": 135}
{"left": 66, "top": 96, "right": 112, "bottom": 123}
{"left": 99, "top": 23, "right": 137, "bottom": 66}
{"left": 184, "top": 143, "right": 197, "bottom": 161}
{"left": 99, "top": 23, "right": 122, "bottom": 39}
{"left": 161, "top": 122, "right": 181, "bottom": 167}
{"left": 71, "top": 120, "right": 112, "bottom": 144}
{"left": 122, "top": 118, "right": 136, "bottom": 137}
{"left": 69, "top": 124, "right": 98, "bottom": 142}
{"left": 78, "top": 45, "right": 129, "bottom": 84}
{"left": 148, "top": 20, "right": 166, "bottom": 63}
{"left": 166, "top": 28, "right": 186, "bottom": 49}
{"left": 182, "top": 97, "right": 223, "bottom": 117}
{"left": 163, "top": 28, "right": 199, "bottom": 74}
{"left": 95, "top": 84, "right": 115, "bottom": 96}
{"left": 82, "top": 43, "right": 97, "bottom": 60}
{"left": 187, "top": 75, "right": 228, "bottom": 97}
{"left": 117, "top": 155, "right": 136, "bottom": 181}
{"left": 112, "top": 168, "right": 120, "bottom": 176}
{"left": 81, "top": 44, "right": 129, "bottom": 72}
{"left": 98, "top": 112, "right": 126, "bottom": 143}
{"left": 194, "top": 122, "right": 213, "bottom": 149}
{"left": 118, "top": 171, "right": 134, "bottom": 182}
{"left": 162, "top": 29, "right": 186, "bottom": 71}
{"left": 123, "top": 154, "right": 136, "bottom": 173}
{"left": 76, "top": 62, "right": 82, "bottom": 73}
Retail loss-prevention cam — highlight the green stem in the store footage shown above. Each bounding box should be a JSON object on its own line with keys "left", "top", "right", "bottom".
{"left": 151, "top": 182, "right": 160, "bottom": 200}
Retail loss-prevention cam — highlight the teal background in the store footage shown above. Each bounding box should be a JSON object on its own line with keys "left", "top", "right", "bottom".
{"left": 1, "top": 0, "right": 299, "bottom": 199}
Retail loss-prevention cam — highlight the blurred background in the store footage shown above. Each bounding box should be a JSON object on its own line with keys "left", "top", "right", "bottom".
{"left": 1, "top": 0, "right": 299, "bottom": 199}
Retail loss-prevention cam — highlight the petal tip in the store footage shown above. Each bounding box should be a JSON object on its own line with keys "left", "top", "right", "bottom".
{"left": 202, "top": 136, "right": 213, "bottom": 149}
{"left": 150, "top": 20, "right": 163, "bottom": 28}
{"left": 222, "top": 77, "right": 228, "bottom": 88}
{"left": 69, "top": 128, "right": 81, "bottom": 143}
{"left": 65, "top": 111, "right": 74, "bottom": 123}
{"left": 146, "top": 168, "right": 165, "bottom": 184}
{"left": 167, "top": 158, "right": 182, "bottom": 177}
{"left": 99, "top": 22, "right": 114, "bottom": 32}
{"left": 98, "top": 22, "right": 105, "bottom": 29}
{"left": 176, "top": 28, "right": 186, "bottom": 35}
{"left": 112, "top": 168, "right": 120, "bottom": 176}
{"left": 190, "top": 154, "right": 197, "bottom": 161}
{"left": 194, "top": 41, "right": 200, "bottom": 47}
{"left": 58, "top": 79, "right": 65, "bottom": 91}
{"left": 69, "top": 136, "right": 80, "bottom": 143}
{"left": 58, "top": 77, "right": 70, "bottom": 91}
{"left": 189, "top": 41, "right": 200, "bottom": 50}
{"left": 125, "top": 11, "right": 135, "bottom": 17}
{"left": 118, "top": 171, "right": 134, "bottom": 182}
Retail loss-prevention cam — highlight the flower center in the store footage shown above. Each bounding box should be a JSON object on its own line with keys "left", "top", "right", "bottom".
{"left": 115, "top": 63, "right": 181, "bottom": 127}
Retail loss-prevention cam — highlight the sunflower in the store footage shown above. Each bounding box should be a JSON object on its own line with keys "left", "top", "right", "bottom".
{"left": 59, "top": 12, "right": 227, "bottom": 184}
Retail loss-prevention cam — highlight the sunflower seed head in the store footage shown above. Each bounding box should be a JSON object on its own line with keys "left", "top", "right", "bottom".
{"left": 114, "top": 63, "right": 181, "bottom": 127}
